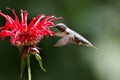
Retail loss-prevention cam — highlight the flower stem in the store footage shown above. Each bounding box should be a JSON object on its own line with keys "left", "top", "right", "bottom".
{"left": 27, "top": 54, "right": 31, "bottom": 80}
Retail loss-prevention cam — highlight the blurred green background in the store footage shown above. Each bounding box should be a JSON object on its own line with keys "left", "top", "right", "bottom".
{"left": 0, "top": 0, "right": 120, "bottom": 80}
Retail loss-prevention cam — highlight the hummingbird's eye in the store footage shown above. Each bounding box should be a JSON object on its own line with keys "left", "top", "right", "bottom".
{"left": 55, "top": 25, "right": 66, "bottom": 32}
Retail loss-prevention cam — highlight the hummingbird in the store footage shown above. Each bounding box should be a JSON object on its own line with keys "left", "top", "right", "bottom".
{"left": 54, "top": 23, "right": 97, "bottom": 49}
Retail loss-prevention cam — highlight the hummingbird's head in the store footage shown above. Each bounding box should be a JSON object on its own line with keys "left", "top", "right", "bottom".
{"left": 54, "top": 23, "right": 66, "bottom": 32}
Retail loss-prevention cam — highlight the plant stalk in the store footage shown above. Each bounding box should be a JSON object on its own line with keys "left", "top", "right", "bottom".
{"left": 27, "top": 54, "right": 31, "bottom": 80}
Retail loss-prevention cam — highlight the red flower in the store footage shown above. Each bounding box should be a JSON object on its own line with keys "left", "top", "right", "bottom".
{"left": 0, "top": 8, "right": 61, "bottom": 79}
{"left": 0, "top": 8, "right": 58, "bottom": 46}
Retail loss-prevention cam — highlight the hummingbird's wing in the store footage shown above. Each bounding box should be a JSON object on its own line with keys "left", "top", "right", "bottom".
{"left": 54, "top": 34, "right": 73, "bottom": 47}
{"left": 55, "top": 32, "right": 68, "bottom": 37}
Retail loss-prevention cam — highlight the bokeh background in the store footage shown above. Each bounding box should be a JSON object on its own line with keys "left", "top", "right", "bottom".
{"left": 0, "top": 0, "right": 120, "bottom": 80}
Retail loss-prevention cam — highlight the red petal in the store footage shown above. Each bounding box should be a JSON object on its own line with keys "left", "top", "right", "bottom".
{"left": 7, "top": 8, "right": 20, "bottom": 24}
{"left": 0, "top": 11, "right": 14, "bottom": 24}
{"left": 20, "top": 10, "right": 28, "bottom": 31}
{"left": 0, "top": 30, "right": 14, "bottom": 40}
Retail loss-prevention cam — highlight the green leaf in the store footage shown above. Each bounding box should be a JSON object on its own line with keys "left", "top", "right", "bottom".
{"left": 34, "top": 53, "right": 46, "bottom": 72}
{"left": 20, "top": 59, "right": 26, "bottom": 79}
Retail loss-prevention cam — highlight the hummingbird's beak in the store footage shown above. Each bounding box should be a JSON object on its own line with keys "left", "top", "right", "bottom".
{"left": 54, "top": 25, "right": 58, "bottom": 28}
